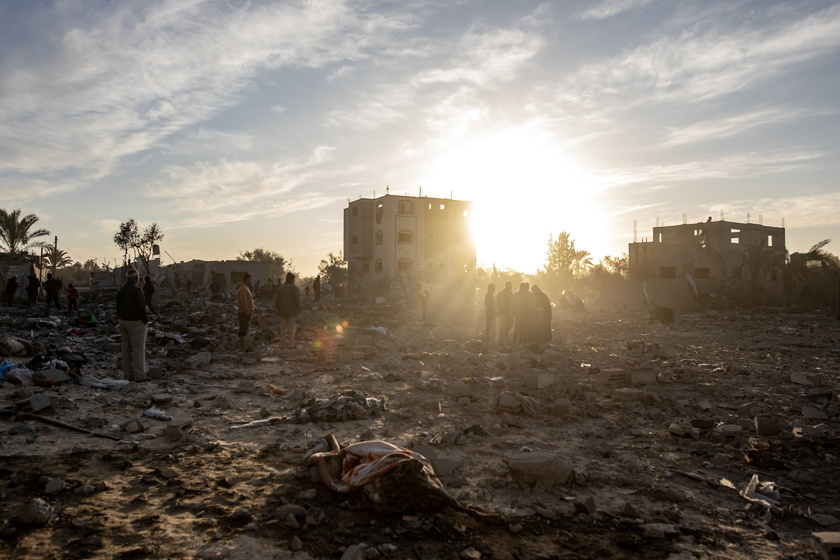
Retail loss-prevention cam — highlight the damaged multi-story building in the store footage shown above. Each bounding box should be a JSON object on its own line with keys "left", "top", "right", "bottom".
{"left": 628, "top": 219, "right": 786, "bottom": 306}
{"left": 343, "top": 193, "right": 475, "bottom": 292}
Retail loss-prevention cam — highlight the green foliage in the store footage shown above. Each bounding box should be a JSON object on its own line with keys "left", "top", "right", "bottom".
{"left": 114, "top": 220, "right": 164, "bottom": 271}
{"left": 0, "top": 209, "right": 50, "bottom": 254}
{"left": 237, "top": 248, "right": 289, "bottom": 267}
{"left": 318, "top": 252, "right": 347, "bottom": 291}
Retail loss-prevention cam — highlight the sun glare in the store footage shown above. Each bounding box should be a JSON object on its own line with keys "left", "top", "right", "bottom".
{"left": 421, "top": 127, "right": 608, "bottom": 273}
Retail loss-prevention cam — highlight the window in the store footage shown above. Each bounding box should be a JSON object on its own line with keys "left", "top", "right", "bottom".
{"left": 767, "top": 235, "right": 774, "bottom": 247}
{"left": 351, "top": 234, "right": 358, "bottom": 246}
{"left": 463, "top": 210, "right": 469, "bottom": 218}
{"left": 693, "top": 268, "right": 710, "bottom": 279}
{"left": 398, "top": 200, "right": 414, "bottom": 214}
{"left": 398, "top": 230, "right": 414, "bottom": 244}
{"left": 375, "top": 231, "right": 383, "bottom": 245}
{"left": 439, "top": 204, "right": 446, "bottom": 210}
{"left": 731, "top": 237, "right": 740, "bottom": 244}
{"left": 398, "top": 259, "right": 413, "bottom": 273}
{"left": 362, "top": 262, "right": 370, "bottom": 274}
{"left": 375, "top": 259, "right": 383, "bottom": 273}
{"left": 351, "top": 206, "right": 358, "bottom": 217}
{"left": 659, "top": 266, "right": 676, "bottom": 279}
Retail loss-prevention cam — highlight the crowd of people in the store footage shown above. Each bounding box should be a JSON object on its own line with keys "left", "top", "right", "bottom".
{"left": 3, "top": 272, "right": 83, "bottom": 316}
{"left": 484, "top": 281, "right": 553, "bottom": 344}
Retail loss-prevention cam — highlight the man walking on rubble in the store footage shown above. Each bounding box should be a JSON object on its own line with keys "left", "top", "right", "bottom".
{"left": 275, "top": 272, "right": 301, "bottom": 349}
{"left": 531, "top": 285, "right": 552, "bottom": 343}
{"left": 236, "top": 273, "right": 255, "bottom": 352}
{"left": 495, "top": 281, "right": 514, "bottom": 341}
{"left": 116, "top": 269, "right": 148, "bottom": 382}
{"left": 484, "top": 283, "right": 497, "bottom": 343}
{"left": 26, "top": 272, "right": 40, "bottom": 307}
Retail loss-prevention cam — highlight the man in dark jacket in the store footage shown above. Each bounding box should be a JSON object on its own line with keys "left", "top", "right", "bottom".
{"left": 116, "top": 269, "right": 149, "bottom": 381}
{"left": 44, "top": 273, "right": 61, "bottom": 310}
{"left": 275, "top": 272, "right": 302, "bottom": 349}
{"left": 5, "top": 275, "right": 17, "bottom": 307}
{"left": 26, "top": 273, "right": 40, "bottom": 306}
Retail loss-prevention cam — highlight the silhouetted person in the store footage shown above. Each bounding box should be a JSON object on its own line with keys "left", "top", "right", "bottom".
{"left": 276, "top": 272, "right": 302, "bottom": 349}
{"left": 313, "top": 275, "right": 321, "bottom": 301}
{"left": 44, "top": 273, "right": 61, "bottom": 310}
{"left": 143, "top": 276, "right": 157, "bottom": 314}
{"left": 512, "top": 282, "right": 535, "bottom": 343}
{"left": 484, "top": 283, "right": 497, "bottom": 342}
{"left": 26, "top": 273, "right": 40, "bottom": 306}
{"left": 5, "top": 274, "right": 17, "bottom": 307}
{"left": 531, "top": 285, "right": 552, "bottom": 343}
{"left": 495, "top": 281, "right": 514, "bottom": 340}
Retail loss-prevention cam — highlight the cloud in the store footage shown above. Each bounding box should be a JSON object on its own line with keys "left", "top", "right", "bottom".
{"left": 665, "top": 106, "right": 832, "bottom": 145}
{"left": 577, "top": 0, "right": 657, "bottom": 21}
{"left": 594, "top": 149, "right": 825, "bottom": 189}
{"left": 0, "top": 0, "right": 412, "bottom": 178}
{"left": 324, "top": 10, "right": 546, "bottom": 130}
{"left": 567, "top": 2, "right": 840, "bottom": 105}
{"left": 147, "top": 146, "right": 338, "bottom": 226}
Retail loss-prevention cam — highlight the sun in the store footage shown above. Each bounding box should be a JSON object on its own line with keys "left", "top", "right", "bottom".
{"left": 420, "top": 126, "right": 607, "bottom": 273}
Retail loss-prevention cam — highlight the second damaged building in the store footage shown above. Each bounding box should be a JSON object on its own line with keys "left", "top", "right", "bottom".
{"left": 628, "top": 218, "right": 786, "bottom": 307}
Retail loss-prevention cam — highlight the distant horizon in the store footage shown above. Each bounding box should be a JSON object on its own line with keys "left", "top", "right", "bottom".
{"left": 2, "top": 0, "right": 838, "bottom": 276}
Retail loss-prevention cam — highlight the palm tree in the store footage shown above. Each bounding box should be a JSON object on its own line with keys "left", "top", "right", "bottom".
{"left": 0, "top": 209, "right": 50, "bottom": 255}
{"left": 785, "top": 239, "right": 839, "bottom": 306}
{"left": 571, "top": 250, "right": 594, "bottom": 278}
{"left": 43, "top": 247, "right": 73, "bottom": 271}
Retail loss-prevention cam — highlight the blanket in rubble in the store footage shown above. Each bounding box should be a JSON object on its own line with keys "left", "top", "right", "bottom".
{"left": 309, "top": 434, "right": 457, "bottom": 513}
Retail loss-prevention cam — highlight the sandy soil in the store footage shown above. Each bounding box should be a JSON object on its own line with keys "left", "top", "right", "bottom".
{"left": 0, "top": 294, "right": 838, "bottom": 559}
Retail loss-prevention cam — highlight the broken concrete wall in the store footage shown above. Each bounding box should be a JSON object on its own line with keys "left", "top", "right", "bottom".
{"left": 593, "top": 278, "right": 696, "bottom": 312}
{"left": 165, "top": 260, "right": 283, "bottom": 295}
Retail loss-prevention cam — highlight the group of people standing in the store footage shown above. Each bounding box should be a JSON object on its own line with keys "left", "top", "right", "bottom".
{"left": 235, "top": 271, "right": 302, "bottom": 352}
{"left": 485, "top": 281, "right": 553, "bottom": 344}
{"left": 4, "top": 272, "right": 80, "bottom": 314}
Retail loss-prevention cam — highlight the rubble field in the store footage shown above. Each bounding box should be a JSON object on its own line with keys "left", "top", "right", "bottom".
{"left": 1, "top": 294, "right": 839, "bottom": 560}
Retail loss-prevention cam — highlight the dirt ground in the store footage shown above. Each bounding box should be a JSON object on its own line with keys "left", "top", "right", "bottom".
{"left": 0, "top": 293, "right": 838, "bottom": 560}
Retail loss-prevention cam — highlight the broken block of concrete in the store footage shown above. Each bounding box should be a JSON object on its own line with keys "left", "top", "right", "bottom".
{"left": 504, "top": 452, "right": 574, "bottom": 486}
{"left": 451, "top": 381, "right": 473, "bottom": 398}
{"left": 738, "top": 402, "right": 760, "bottom": 418}
{"left": 754, "top": 414, "right": 782, "bottom": 436}
{"left": 19, "top": 393, "right": 52, "bottom": 413}
{"left": 38, "top": 368, "right": 73, "bottom": 386}
{"left": 629, "top": 368, "right": 657, "bottom": 386}
{"left": 812, "top": 532, "right": 840, "bottom": 560}
{"left": 147, "top": 366, "right": 164, "bottom": 379}
{"left": 239, "top": 352, "right": 260, "bottom": 365}
{"left": 524, "top": 372, "right": 554, "bottom": 389}
{"left": 185, "top": 352, "right": 212, "bottom": 369}
{"left": 549, "top": 398, "right": 572, "bottom": 416}
{"left": 803, "top": 404, "right": 829, "bottom": 421}
{"left": 600, "top": 368, "right": 627, "bottom": 387}
{"left": 791, "top": 372, "right": 825, "bottom": 386}
{"left": 711, "top": 424, "right": 744, "bottom": 444}
{"left": 120, "top": 417, "right": 147, "bottom": 433}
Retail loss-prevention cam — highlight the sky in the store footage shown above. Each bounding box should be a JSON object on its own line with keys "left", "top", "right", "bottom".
{"left": 1, "top": 0, "right": 840, "bottom": 276}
